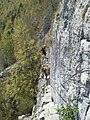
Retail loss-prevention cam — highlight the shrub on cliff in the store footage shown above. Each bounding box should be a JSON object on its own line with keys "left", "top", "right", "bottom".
{"left": 57, "top": 102, "right": 78, "bottom": 120}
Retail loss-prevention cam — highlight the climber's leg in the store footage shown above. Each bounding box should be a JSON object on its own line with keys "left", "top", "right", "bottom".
{"left": 45, "top": 72, "right": 47, "bottom": 80}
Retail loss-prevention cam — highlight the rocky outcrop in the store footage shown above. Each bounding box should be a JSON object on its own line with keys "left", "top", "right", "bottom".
{"left": 31, "top": 83, "right": 59, "bottom": 120}
{"left": 50, "top": 0, "right": 90, "bottom": 120}
{"left": 18, "top": 79, "right": 59, "bottom": 120}
{"left": 0, "top": 61, "right": 22, "bottom": 79}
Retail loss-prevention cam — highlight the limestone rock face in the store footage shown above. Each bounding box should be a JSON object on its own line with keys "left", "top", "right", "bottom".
{"left": 50, "top": 0, "right": 90, "bottom": 120}
{"left": 30, "top": 79, "right": 59, "bottom": 120}
{"left": 18, "top": 0, "right": 90, "bottom": 120}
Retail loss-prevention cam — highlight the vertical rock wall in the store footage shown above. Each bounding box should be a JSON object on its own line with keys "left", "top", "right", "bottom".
{"left": 50, "top": 0, "right": 90, "bottom": 120}
{"left": 18, "top": 0, "right": 90, "bottom": 119}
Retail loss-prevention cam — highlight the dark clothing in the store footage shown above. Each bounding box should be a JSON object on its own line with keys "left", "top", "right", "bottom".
{"left": 43, "top": 69, "right": 47, "bottom": 80}
{"left": 41, "top": 47, "right": 46, "bottom": 56}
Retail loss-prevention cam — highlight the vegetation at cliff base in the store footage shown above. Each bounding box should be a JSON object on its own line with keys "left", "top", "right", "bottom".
{"left": 0, "top": 0, "right": 59, "bottom": 119}
{"left": 57, "top": 102, "right": 78, "bottom": 120}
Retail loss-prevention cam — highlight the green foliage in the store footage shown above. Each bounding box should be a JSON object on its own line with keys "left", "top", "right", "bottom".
{"left": 0, "top": 43, "right": 41, "bottom": 120}
{"left": 0, "top": 0, "right": 60, "bottom": 119}
{"left": 0, "top": 0, "right": 59, "bottom": 70}
{"left": 57, "top": 102, "right": 78, "bottom": 120}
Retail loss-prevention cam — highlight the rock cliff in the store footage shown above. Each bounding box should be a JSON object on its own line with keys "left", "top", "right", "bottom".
{"left": 19, "top": 0, "right": 90, "bottom": 120}
{"left": 51, "top": 0, "right": 90, "bottom": 120}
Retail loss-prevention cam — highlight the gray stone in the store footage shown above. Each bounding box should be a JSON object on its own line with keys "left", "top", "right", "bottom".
{"left": 18, "top": 0, "right": 90, "bottom": 120}
{"left": 50, "top": 0, "right": 90, "bottom": 119}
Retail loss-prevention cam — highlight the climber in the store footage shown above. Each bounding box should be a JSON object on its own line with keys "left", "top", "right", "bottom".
{"left": 41, "top": 45, "right": 48, "bottom": 64}
{"left": 56, "top": 12, "right": 60, "bottom": 20}
{"left": 41, "top": 45, "right": 47, "bottom": 57}
{"left": 41, "top": 64, "right": 48, "bottom": 80}
{"left": 41, "top": 64, "right": 50, "bottom": 84}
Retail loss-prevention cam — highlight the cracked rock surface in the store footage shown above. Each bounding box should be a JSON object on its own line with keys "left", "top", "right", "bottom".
{"left": 50, "top": 0, "right": 90, "bottom": 120}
